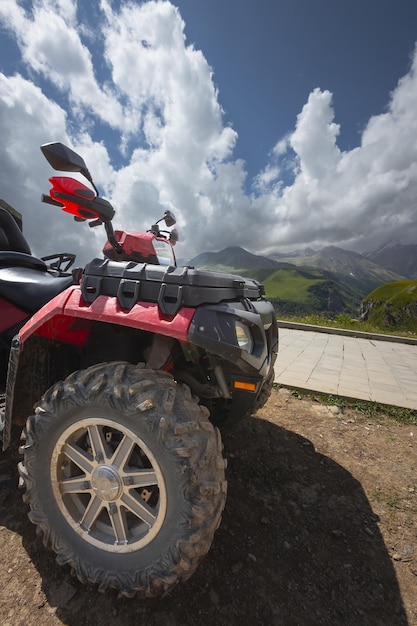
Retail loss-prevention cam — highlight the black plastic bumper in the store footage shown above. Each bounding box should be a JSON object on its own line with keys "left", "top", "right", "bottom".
{"left": 188, "top": 299, "right": 278, "bottom": 377}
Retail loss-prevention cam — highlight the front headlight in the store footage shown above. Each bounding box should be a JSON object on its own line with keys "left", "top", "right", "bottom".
{"left": 235, "top": 321, "right": 254, "bottom": 353}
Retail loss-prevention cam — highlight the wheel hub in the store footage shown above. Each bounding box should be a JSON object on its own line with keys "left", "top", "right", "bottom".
{"left": 52, "top": 416, "right": 167, "bottom": 552}
{"left": 91, "top": 465, "right": 122, "bottom": 501}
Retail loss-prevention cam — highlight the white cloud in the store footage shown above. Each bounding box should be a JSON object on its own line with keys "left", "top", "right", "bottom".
{"left": 258, "top": 47, "right": 417, "bottom": 254}
{"left": 0, "top": 0, "right": 417, "bottom": 268}
{"left": 290, "top": 89, "right": 342, "bottom": 182}
{"left": 0, "top": 0, "right": 125, "bottom": 130}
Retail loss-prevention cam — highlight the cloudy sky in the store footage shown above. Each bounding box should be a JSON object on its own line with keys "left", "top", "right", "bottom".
{"left": 0, "top": 0, "right": 417, "bottom": 265}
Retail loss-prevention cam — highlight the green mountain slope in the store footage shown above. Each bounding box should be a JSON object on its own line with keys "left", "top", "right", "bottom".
{"left": 260, "top": 267, "right": 362, "bottom": 316}
{"left": 188, "top": 245, "right": 404, "bottom": 316}
{"left": 360, "top": 280, "right": 417, "bottom": 332}
{"left": 276, "top": 245, "right": 404, "bottom": 294}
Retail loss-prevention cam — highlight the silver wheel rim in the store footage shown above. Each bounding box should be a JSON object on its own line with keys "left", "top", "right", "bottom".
{"left": 50, "top": 417, "right": 167, "bottom": 553}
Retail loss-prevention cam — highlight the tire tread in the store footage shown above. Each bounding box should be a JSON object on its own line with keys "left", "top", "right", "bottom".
{"left": 18, "top": 362, "right": 226, "bottom": 598}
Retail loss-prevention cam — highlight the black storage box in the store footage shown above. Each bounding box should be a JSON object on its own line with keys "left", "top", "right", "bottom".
{"left": 81, "top": 258, "right": 265, "bottom": 316}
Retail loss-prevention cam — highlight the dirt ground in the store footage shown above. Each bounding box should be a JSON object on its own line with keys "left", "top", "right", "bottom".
{"left": 0, "top": 386, "right": 416, "bottom": 626}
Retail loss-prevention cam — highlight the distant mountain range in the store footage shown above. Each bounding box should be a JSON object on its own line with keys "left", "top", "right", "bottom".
{"left": 186, "top": 244, "right": 411, "bottom": 316}
{"left": 189, "top": 246, "right": 281, "bottom": 270}
{"left": 365, "top": 244, "right": 417, "bottom": 279}
{"left": 271, "top": 245, "right": 404, "bottom": 293}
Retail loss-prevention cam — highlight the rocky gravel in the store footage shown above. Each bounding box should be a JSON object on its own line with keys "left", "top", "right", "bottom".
{"left": 0, "top": 386, "right": 416, "bottom": 625}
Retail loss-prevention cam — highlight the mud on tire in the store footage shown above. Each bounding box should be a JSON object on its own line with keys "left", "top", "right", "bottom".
{"left": 18, "top": 362, "right": 227, "bottom": 598}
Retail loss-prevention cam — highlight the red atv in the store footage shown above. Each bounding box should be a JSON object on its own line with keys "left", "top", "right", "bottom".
{"left": 0, "top": 142, "right": 278, "bottom": 597}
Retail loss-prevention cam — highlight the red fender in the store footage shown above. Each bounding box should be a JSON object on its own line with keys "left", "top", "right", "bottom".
{"left": 19, "top": 285, "right": 194, "bottom": 345}
{"left": 0, "top": 298, "right": 28, "bottom": 333}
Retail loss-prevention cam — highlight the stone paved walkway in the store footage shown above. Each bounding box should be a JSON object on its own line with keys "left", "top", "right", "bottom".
{"left": 274, "top": 327, "right": 417, "bottom": 410}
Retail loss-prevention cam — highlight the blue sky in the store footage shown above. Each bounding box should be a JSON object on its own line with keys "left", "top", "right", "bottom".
{"left": 0, "top": 0, "right": 417, "bottom": 265}
{"left": 176, "top": 0, "right": 417, "bottom": 170}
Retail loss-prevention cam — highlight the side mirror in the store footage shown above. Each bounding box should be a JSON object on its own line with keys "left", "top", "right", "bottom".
{"left": 164, "top": 210, "right": 176, "bottom": 227}
{"left": 40, "top": 142, "right": 93, "bottom": 183}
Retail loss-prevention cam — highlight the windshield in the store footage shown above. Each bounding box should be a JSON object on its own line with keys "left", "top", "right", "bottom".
{"left": 153, "top": 238, "right": 176, "bottom": 266}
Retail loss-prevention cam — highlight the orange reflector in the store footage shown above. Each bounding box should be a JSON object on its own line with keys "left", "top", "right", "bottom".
{"left": 233, "top": 380, "right": 257, "bottom": 392}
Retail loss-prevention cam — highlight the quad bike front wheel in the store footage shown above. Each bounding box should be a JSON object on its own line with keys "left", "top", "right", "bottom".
{"left": 18, "top": 362, "right": 227, "bottom": 597}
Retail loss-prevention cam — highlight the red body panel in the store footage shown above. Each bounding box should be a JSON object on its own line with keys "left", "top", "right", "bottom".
{"left": 19, "top": 285, "right": 194, "bottom": 345}
{"left": 0, "top": 298, "right": 28, "bottom": 333}
{"left": 103, "top": 231, "right": 160, "bottom": 260}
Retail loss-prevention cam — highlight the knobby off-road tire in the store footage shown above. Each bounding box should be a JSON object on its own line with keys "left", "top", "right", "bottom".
{"left": 18, "top": 362, "right": 227, "bottom": 598}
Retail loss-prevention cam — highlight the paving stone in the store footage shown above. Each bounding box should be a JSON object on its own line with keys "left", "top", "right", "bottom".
{"left": 275, "top": 328, "right": 417, "bottom": 409}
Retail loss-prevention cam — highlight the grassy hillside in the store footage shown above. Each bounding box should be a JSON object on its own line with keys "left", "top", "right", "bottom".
{"left": 361, "top": 279, "right": 417, "bottom": 333}
{"left": 365, "top": 280, "right": 417, "bottom": 303}
{"left": 263, "top": 267, "right": 324, "bottom": 299}
{"left": 189, "top": 245, "right": 406, "bottom": 317}
{"left": 197, "top": 264, "right": 368, "bottom": 316}
{"left": 276, "top": 246, "right": 404, "bottom": 295}
{"left": 237, "top": 266, "right": 363, "bottom": 316}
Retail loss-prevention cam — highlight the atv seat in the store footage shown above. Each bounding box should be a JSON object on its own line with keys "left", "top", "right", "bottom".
{"left": 0, "top": 251, "right": 48, "bottom": 272}
{"left": 0, "top": 207, "right": 31, "bottom": 254}
{"left": 0, "top": 265, "right": 74, "bottom": 314}
{"left": 0, "top": 208, "right": 45, "bottom": 270}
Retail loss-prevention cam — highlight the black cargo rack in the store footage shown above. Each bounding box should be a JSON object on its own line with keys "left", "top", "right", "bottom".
{"left": 81, "top": 258, "right": 265, "bottom": 316}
